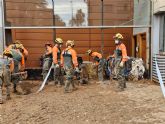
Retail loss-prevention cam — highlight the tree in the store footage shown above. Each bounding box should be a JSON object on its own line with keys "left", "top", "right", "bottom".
{"left": 69, "top": 9, "right": 85, "bottom": 26}
{"left": 55, "top": 14, "right": 66, "bottom": 26}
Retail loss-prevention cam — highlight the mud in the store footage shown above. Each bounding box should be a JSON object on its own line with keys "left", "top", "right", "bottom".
{"left": 0, "top": 80, "right": 165, "bottom": 124}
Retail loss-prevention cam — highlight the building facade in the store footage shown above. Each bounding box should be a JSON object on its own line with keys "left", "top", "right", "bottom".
{"left": 3, "top": 0, "right": 134, "bottom": 68}
{"left": 152, "top": 0, "right": 165, "bottom": 54}
{"left": 152, "top": 0, "right": 165, "bottom": 82}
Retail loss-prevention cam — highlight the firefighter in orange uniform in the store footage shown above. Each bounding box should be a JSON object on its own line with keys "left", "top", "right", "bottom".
{"left": 112, "top": 33, "right": 128, "bottom": 91}
{"left": 52, "top": 38, "right": 63, "bottom": 86}
{"left": 61, "top": 40, "right": 79, "bottom": 93}
{"left": 86, "top": 50, "right": 104, "bottom": 83}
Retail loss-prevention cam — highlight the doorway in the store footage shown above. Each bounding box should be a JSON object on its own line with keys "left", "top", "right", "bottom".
{"left": 132, "top": 33, "right": 147, "bottom": 64}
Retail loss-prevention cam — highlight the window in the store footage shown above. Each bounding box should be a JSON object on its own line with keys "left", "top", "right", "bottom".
{"left": 4, "top": 0, "right": 134, "bottom": 27}
{"left": 54, "top": 0, "right": 88, "bottom": 26}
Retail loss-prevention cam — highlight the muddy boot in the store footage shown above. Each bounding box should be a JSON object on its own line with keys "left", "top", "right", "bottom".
{"left": 64, "top": 89, "right": 71, "bottom": 93}
{"left": 13, "top": 89, "right": 22, "bottom": 95}
{"left": 6, "top": 95, "right": 11, "bottom": 100}
{"left": 72, "top": 87, "right": 78, "bottom": 91}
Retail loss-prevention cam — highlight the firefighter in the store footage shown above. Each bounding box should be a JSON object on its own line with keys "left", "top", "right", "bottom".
{"left": 86, "top": 50, "right": 104, "bottom": 84}
{"left": 42, "top": 42, "right": 53, "bottom": 82}
{"left": 7, "top": 47, "right": 25, "bottom": 94}
{"left": 52, "top": 38, "right": 63, "bottom": 86}
{"left": 61, "top": 40, "right": 79, "bottom": 93}
{"left": 112, "top": 33, "right": 128, "bottom": 91}
{"left": 8, "top": 40, "right": 28, "bottom": 59}
{"left": 0, "top": 50, "right": 14, "bottom": 104}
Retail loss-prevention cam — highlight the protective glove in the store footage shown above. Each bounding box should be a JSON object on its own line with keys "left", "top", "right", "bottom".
{"left": 55, "top": 64, "right": 59, "bottom": 68}
{"left": 75, "top": 67, "right": 80, "bottom": 73}
{"left": 119, "top": 61, "right": 124, "bottom": 68}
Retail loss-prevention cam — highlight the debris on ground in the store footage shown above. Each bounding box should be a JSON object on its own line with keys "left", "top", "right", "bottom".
{"left": 0, "top": 80, "right": 165, "bottom": 124}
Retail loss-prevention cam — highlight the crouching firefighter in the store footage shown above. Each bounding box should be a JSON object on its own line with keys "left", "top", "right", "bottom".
{"left": 8, "top": 47, "right": 25, "bottom": 94}
{"left": 112, "top": 33, "right": 128, "bottom": 91}
{"left": 61, "top": 40, "right": 79, "bottom": 93}
{"left": 42, "top": 42, "right": 53, "bottom": 82}
{"left": 52, "top": 38, "right": 64, "bottom": 86}
{"left": 86, "top": 50, "right": 104, "bottom": 84}
{"left": 0, "top": 50, "right": 14, "bottom": 104}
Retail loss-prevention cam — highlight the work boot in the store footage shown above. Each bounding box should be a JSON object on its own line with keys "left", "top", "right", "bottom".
{"left": 64, "top": 90, "right": 71, "bottom": 93}
{"left": 72, "top": 87, "right": 78, "bottom": 91}
{"left": 6, "top": 95, "right": 11, "bottom": 100}
{"left": 13, "top": 89, "right": 22, "bottom": 95}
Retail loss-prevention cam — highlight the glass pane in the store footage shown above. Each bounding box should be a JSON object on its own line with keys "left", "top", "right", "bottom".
{"left": 134, "top": 0, "right": 151, "bottom": 26}
{"left": 5, "top": 0, "right": 53, "bottom": 26}
{"left": 54, "top": 0, "right": 88, "bottom": 26}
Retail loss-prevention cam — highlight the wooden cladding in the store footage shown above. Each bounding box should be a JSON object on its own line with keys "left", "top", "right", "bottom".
{"left": 11, "top": 28, "right": 132, "bottom": 68}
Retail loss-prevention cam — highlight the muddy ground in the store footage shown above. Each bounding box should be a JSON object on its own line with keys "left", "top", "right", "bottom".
{"left": 0, "top": 80, "right": 165, "bottom": 124}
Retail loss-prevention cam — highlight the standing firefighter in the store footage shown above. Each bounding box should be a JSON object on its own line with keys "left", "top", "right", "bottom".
{"left": 0, "top": 50, "right": 14, "bottom": 104}
{"left": 42, "top": 42, "right": 53, "bottom": 82}
{"left": 86, "top": 50, "right": 104, "bottom": 84}
{"left": 61, "top": 40, "right": 79, "bottom": 93}
{"left": 112, "top": 33, "right": 128, "bottom": 91}
{"left": 52, "top": 38, "right": 63, "bottom": 86}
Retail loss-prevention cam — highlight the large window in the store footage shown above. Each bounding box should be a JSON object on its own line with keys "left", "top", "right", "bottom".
{"left": 159, "top": 15, "right": 165, "bottom": 52}
{"left": 4, "top": 0, "right": 134, "bottom": 27}
{"left": 54, "top": 0, "right": 88, "bottom": 26}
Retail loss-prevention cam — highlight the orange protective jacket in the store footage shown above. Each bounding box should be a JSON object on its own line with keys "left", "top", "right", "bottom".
{"left": 90, "top": 52, "right": 102, "bottom": 64}
{"left": 113, "top": 43, "right": 128, "bottom": 62}
{"left": 52, "top": 46, "right": 60, "bottom": 64}
{"left": 23, "top": 48, "right": 28, "bottom": 57}
{"left": 5, "top": 47, "right": 25, "bottom": 68}
{"left": 61, "top": 47, "right": 78, "bottom": 68}
{"left": 91, "top": 52, "right": 102, "bottom": 59}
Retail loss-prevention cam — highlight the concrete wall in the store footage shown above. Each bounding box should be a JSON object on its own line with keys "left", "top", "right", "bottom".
{"left": 152, "top": 0, "right": 165, "bottom": 55}
{"left": 0, "top": 0, "right": 4, "bottom": 54}
{"left": 133, "top": 0, "right": 151, "bottom": 69}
